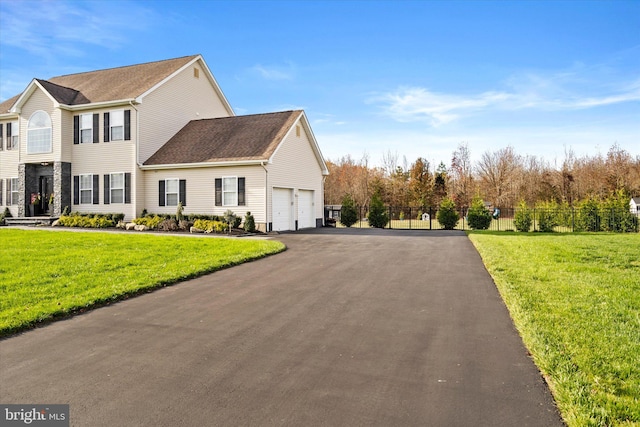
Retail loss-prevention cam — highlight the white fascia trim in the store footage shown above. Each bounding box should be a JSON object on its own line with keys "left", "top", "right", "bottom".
{"left": 9, "top": 79, "right": 60, "bottom": 114}
{"left": 268, "top": 111, "right": 329, "bottom": 176}
{"left": 139, "top": 159, "right": 266, "bottom": 170}
{"left": 134, "top": 55, "right": 235, "bottom": 116}
{"left": 299, "top": 111, "right": 330, "bottom": 175}
{"left": 58, "top": 99, "right": 138, "bottom": 111}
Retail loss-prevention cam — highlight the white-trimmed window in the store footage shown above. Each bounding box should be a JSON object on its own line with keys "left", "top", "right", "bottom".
{"left": 215, "top": 177, "right": 245, "bottom": 207}
{"left": 110, "top": 173, "right": 125, "bottom": 204}
{"left": 80, "top": 114, "right": 93, "bottom": 144}
{"left": 166, "top": 178, "right": 179, "bottom": 206}
{"left": 159, "top": 179, "right": 185, "bottom": 207}
{"left": 79, "top": 174, "right": 93, "bottom": 204}
{"left": 8, "top": 121, "right": 19, "bottom": 150}
{"left": 10, "top": 178, "right": 19, "bottom": 205}
{"left": 109, "top": 110, "right": 124, "bottom": 141}
{"left": 223, "top": 177, "right": 238, "bottom": 206}
{"left": 27, "top": 111, "right": 52, "bottom": 154}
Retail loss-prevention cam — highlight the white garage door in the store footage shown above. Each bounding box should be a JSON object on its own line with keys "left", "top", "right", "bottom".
{"left": 272, "top": 188, "right": 293, "bottom": 231}
{"left": 297, "top": 190, "right": 315, "bottom": 229}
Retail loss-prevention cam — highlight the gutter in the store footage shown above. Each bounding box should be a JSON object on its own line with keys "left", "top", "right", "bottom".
{"left": 261, "top": 161, "right": 268, "bottom": 231}
{"left": 139, "top": 159, "right": 268, "bottom": 170}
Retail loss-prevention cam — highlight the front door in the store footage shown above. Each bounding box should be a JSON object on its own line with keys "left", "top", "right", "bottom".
{"left": 39, "top": 176, "right": 50, "bottom": 214}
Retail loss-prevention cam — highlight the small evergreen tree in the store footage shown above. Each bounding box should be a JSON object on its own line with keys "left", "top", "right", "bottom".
{"left": 536, "top": 200, "right": 559, "bottom": 232}
{"left": 467, "top": 196, "right": 492, "bottom": 230}
{"left": 575, "top": 197, "right": 600, "bottom": 232}
{"left": 367, "top": 193, "right": 389, "bottom": 228}
{"left": 244, "top": 211, "right": 256, "bottom": 232}
{"left": 514, "top": 200, "right": 532, "bottom": 232}
{"left": 340, "top": 194, "right": 358, "bottom": 228}
{"left": 437, "top": 197, "right": 459, "bottom": 230}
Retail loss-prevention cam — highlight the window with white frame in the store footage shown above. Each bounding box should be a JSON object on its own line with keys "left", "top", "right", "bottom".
{"left": 165, "top": 178, "right": 179, "bottom": 206}
{"left": 110, "top": 110, "right": 124, "bottom": 141}
{"left": 27, "top": 111, "right": 52, "bottom": 154}
{"left": 80, "top": 114, "right": 93, "bottom": 144}
{"left": 79, "top": 174, "right": 93, "bottom": 204}
{"left": 110, "top": 173, "right": 124, "bottom": 204}
{"left": 223, "top": 177, "right": 237, "bottom": 206}
{"left": 9, "top": 121, "right": 19, "bottom": 149}
{"left": 10, "top": 178, "right": 19, "bottom": 205}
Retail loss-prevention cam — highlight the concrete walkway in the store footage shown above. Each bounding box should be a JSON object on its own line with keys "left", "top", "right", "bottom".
{"left": 0, "top": 228, "right": 563, "bottom": 426}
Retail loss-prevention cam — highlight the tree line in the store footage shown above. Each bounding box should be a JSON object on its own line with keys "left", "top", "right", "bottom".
{"left": 324, "top": 142, "right": 640, "bottom": 210}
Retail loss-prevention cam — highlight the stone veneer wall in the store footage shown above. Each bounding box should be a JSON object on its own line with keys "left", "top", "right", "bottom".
{"left": 53, "top": 162, "right": 72, "bottom": 216}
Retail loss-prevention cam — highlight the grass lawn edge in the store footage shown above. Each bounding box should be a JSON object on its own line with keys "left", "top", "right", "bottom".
{"left": 1, "top": 237, "right": 286, "bottom": 339}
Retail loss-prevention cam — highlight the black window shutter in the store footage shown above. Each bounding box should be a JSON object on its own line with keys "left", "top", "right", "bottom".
{"left": 103, "top": 112, "right": 110, "bottom": 142}
{"left": 104, "top": 175, "right": 110, "bottom": 204}
{"left": 159, "top": 180, "right": 166, "bottom": 206}
{"left": 73, "top": 116, "right": 79, "bottom": 144}
{"left": 73, "top": 176, "right": 79, "bottom": 205}
{"left": 0, "top": 179, "right": 3, "bottom": 205}
{"left": 93, "top": 174, "right": 100, "bottom": 204}
{"left": 7, "top": 123, "right": 12, "bottom": 149}
{"left": 93, "top": 114, "right": 99, "bottom": 143}
{"left": 179, "top": 179, "right": 186, "bottom": 206}
{"left": 124, "top": 110, "right": 131, "bottom": 140}
{"left": 238, "top": 177, "right": 246, "bottom": 206}
{"left": 0, "top": 123, "right": 3, "bottom": 150}
{"left": 124, "top": 173, "right": 131, "bottom": 204}
{"left": 215, "top": 178, "right": 222, "bottom": 206}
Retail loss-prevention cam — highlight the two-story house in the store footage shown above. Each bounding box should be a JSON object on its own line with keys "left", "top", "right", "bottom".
{"left": 0, "top": 55, "right": 328, "bottom": 231}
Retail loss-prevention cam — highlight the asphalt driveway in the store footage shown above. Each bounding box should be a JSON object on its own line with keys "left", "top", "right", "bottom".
{"left": 0, "top": 228, "right": 562, "bottom": 426}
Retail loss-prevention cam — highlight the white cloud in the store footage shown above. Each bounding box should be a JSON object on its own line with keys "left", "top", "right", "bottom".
{"left": 0, "top": 0, "right": 156, "bottom": 58}
{"left": 367, "top": 87, "right": 511, "bottom": 126}
{"left": 369, "top": 73, "right": 640, "bottom": 127}
{"left": 250, "top": 63, "right": 295, "bottom": 81}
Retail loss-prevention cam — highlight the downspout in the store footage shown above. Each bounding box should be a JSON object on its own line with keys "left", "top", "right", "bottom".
{"left": 261, "top": 161, "right": 268, "bottom": 232}
{"left": 129, "top": 100, "right": 140, "bottom": 219}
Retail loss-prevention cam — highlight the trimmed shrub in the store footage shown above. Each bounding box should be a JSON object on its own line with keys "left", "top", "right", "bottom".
{"left": 193, "top": 219, "right": 227, "bottom": 233}
{"left": 514, "top": 200, "right": 532, "bottom": 232}
{"left": 58, "top": 214, "right": 114, "bottom": 228}
{"left": 467, "top": 196, "right": 492, "bottom": 230}
{"left": 244, "top": 212, "right": 256, "bottom": 232}
{"left": 367, "top": 193, "right": 389, "bottom": 228}
{"left": 133, "top": 215, "right": 163, "bottom": 229}
{"left": 340, "top": 194, "right": 358, "bottom": 228}
{"left": 600, "top": 190, "right": 637, "bottom": 232}
{"left": 437, "top": 197, "right": 459, "bottom": 230}
{"left": 575, "top": 197, "right": 600, "bottom": 232}
{"left": 536, "top": 201, "right": 559, "bottom": 232}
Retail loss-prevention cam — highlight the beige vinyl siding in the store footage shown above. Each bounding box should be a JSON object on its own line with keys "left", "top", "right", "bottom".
{"left": 0, "top": 119, "right": 21, "bottom": 195}
{"left": 70, "top": 106, "right": 137, "bottom": 219}
{"left": 137, "top": 59, "right": 232, "bottom": 164}
{"left": 0, "top": 116, "right": 23, "bottom": 217}
{"left": 267, "top": 119, "right": 324, "bottom": 227}
{"left": 143, "top": 165, "right": 267, "bottom": 227}
{"left": 19, "top": 88, "right": 61, "bottom": 164}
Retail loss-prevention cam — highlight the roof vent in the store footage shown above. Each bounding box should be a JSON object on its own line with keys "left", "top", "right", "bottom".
{"left": 194, "top": 68, "right": 200, "bottom": 78}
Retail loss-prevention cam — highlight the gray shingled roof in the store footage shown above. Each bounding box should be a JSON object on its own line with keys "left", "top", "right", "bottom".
{"left": 144, "top": 111, "right": 302, "bottom": 165}
{"left": 0, "top": 55, "right": 199, "bottom": 112}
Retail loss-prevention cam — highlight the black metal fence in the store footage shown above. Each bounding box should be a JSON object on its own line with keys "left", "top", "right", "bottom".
{"left": 326, "top": 206, "right": 640, "bottom": 232}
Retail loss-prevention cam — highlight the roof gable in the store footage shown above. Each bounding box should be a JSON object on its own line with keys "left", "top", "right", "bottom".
{"left": 143, "top": 111, "right": 302, "bottom": 166}
{"left": 47, "top": 55, "right": 199, "bottom": 104}
{"left": 2, "top": 55, "right": 233, "bottom": 115}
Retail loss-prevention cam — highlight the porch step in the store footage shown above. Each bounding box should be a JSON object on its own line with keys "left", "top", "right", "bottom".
{"left": 4, "top": 216, "right": 59, "bottom": 226}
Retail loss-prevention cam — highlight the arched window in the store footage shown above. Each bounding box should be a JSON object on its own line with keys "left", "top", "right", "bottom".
{"left": 27, "top": 110, "right": 52, "bottom": 154}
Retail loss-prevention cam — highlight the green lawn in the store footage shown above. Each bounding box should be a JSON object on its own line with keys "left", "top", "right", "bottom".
{"left": 0, "top": 229, "right": 285, "bottom": 336}
{"left": 468, "top": 232, "right": 640, "bottom": 426}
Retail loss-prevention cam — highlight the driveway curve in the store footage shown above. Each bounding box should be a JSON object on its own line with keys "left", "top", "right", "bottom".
{"left": 1, "top": 228, "right": 562, "bottom": 426}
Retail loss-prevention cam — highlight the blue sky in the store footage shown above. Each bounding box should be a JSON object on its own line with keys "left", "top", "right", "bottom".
{"left": 1, "top": 0, "right": 638, "bottom": 167}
